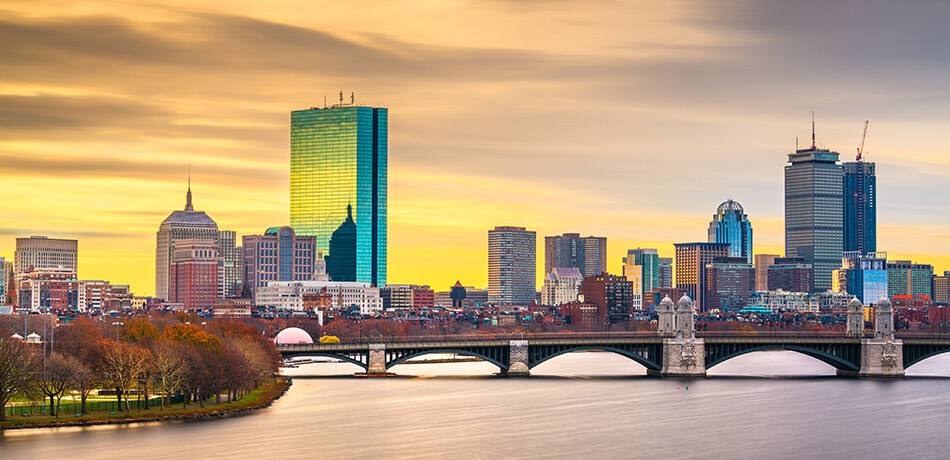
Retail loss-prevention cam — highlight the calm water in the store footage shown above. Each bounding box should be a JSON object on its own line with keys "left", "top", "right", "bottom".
{"left": 3, "top": 351, "right": 950, "bottom": 459}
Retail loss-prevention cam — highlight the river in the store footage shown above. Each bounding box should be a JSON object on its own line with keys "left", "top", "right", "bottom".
{"left": 2, "top": 351, "right": 950, "bottom": 459}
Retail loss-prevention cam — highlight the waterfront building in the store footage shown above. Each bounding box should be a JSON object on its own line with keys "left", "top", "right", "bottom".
{"left": 544, "top": 233, "right": 607, "bottom": 277}
{"left": 704, "top": 257, "right": 756, "bottom": 312}
{"left": 14, "top": 235, "right": 78, "bottom": 275}
{"left": 785, "top": 140, "right": 843, "bottom": 293}
{"left": 541, "top": 267, "right": 583, "bottom": 306}
{"left": 256, "top": 280, "right": 382, "bottom": 315}
{"left": 843, "top": 160, "right": 876, "bottom": 254}
{"left": 708, "top": 200, "right": 753, "bottom": 264}
{"left": 488, "top": 226, "right": 536, "bottom": 306}
{"left": 767, "top": 257, "right": 813, "bottom": 293}
{"left": 169, "top": 238, "right": 219, "bottom": 310}
{"left": 623, "top": 248, "right": 659, "bottom": 301}
{"left": 832, "top": 251, "right": 888, "bottom": 305}
{"left": 934, "top": 271, "right": 950, "bottom": 304}
{"left": 886, "top": 260, "right": 933, "bottom": 298}
{"left": 156, "top": 185, "right": 219, "bottom": 300}
{"left": 290, "top": 104, "right": 387, "bottom": 286}
{"left": 580, "top": 274, "right": 633, "bottom": 324}
{"left": 674, "top": 242, "right": 729, "bottom": 311}
{"left": 622, "top": 264, "right": 644, "bottom": 310}
{"left": 243, "top": 226, "right": 320, "bottom": 303}
{"left": 658, "top": 257, "right": 673, "bottom": 289}
{"left": 754, "top": 254, "right": 780, "bottom": 292}
{"left": 217, "top": 230, "right": 243, "bottom": 299}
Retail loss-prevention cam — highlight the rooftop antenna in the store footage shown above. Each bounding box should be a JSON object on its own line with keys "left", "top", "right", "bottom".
{"left": 856, "top": 120, "right": 869, "bottom": 161}
{"left": 339, "top": 91, "right": 344, "bottom": 106}
{"left": 351, "top": 92, "right": 355, "bottom": 105}
{"left": 185, "top": 165, "right": 193, "bottom": 211}
{"left": 811, "top": 110, "right": 816, "bottom": 149}
{"left": 796, "top": 136, "right": 799, "bottom": 152}
{"left": 323, "top": 94, "right": 327, "bottom": 108}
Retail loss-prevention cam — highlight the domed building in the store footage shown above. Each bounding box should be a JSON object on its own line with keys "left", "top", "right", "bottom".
{"left": 708, "top": 199, "right": 753, "bottom": 264}
{"left": 274, "top": 327, "right": 314, "bottom": 345}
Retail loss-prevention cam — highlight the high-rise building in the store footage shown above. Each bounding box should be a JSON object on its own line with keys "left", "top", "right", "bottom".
{"left": 832, "top": 251, "right": 888, "bottom": 305}
{"left": 580, "top": 274, "right": 633, "bottom": 324}
{"left": 290, "top": 104, "right": 387, "bottom": 286}
{"left": 217, "top": 230, "right": 243, "bottom": 299}
{"left": 326, "top": 204, "right": 357, "bottom": 282}
{"left": 169, "top": 238, "right": 219, "bottom": 310}
{"left": 623, "top": 248, "right": 659, "bottom": 299}
{"left": 843, "top": 161, "right": 876, "bottom": 254}
{"left": 785, "top": 140, "right": 843, "bottom": 293}
{"left": 674, "top": 242, "right": 729, "bottom": 311}
{"left": 15, "top": 236, "right": 78, "bottom": 275}
{"left": 708, "top": 200, "right": 753, "bottom": 264}
{"left": 754, "top": 254, "right": 780, "bottom": 292}
{"left": 622, "top": 264, "right": 643, "bottom": 310}
{"left": 488, "top": 226, "right": 536, "bottom": 306}
{"left": 156, "top": 185, "right": 219, "bottom": 300}
{"left": 704, "top": 257, "right": 756, "bottom": 312}
{"left": 887, "top": 260, "right": 933, "bottom": 298}
{"left": 243, "top": 226, "right": 321, "bottom": 303}
{"left": 0, "top": 257, "right": 7, "bottom": 305}
{"left": 2, "top": 259, "right": 12, "bottom": 305}
{"left": 541, "top": 267, "right": 583, "bottom": 306}
{"left": 544, "top": 233, "right": 607, "bottom": 277}
{"left": 658, "top": 257, "right": 673, "bottom": 289}
{"left": 767, "top": 257, "right": 812, "bottom": 293}
{"left": 933, "top": 271, "right": 950, "bottom": 304}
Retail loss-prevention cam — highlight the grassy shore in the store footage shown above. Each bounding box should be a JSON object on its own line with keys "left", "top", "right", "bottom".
{"left": 0, "top": 377, "right": 291, "bottom": 430}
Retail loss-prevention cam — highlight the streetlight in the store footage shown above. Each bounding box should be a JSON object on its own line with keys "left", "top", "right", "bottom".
{"left": 112, "top": 321, "right": 124, "bottom": 341}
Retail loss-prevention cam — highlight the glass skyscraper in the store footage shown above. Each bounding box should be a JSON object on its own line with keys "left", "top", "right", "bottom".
{"left": 622, "top": 248, "right": 660, "bottom": 297}
{"left": 785, "top": 146, "right": 843, "bottom": 293}
{"left": 707, "top": 200, "right": 753, "bottom": 264}
{"left": 843, "top": 161, "right": 876, "bottom": 254}
{"left": 290, "top": 105, "right": 387, "bottom": 286}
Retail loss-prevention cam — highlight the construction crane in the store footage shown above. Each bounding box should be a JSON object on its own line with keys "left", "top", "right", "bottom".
{"left": 856, "top": 120, "right": 869, "bottom": 161}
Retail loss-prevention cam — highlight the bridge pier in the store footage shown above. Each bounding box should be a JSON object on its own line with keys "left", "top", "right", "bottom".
{"left": 364, "top": 343, "right": 390, "bottom": 376}
{"left": 649, "top": 338, "right": 706, "bottom": 378}
{"left": 837, "top": 339, "right": 904, "bottom": 378}
{"left": 504, "top": 340, "right": 530, "bottom": 377}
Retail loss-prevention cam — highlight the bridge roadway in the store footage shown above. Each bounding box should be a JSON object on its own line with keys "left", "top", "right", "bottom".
{"left": 276, "top": 332, "right": 950, "bottom": 378}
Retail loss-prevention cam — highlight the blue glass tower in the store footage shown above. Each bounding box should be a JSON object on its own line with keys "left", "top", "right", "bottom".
{"left": 708, "top": 200, "right": 753, "bottom": 264}
{"left": 843, "top": 161, "right": 876, "bottom": 254}
{"left": 290, "top": 103, "right": 387, "bottom": 286}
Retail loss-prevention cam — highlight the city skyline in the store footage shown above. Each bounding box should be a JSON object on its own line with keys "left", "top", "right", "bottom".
{"left": 3, "top": 1, "right": 950, "bottom": 296}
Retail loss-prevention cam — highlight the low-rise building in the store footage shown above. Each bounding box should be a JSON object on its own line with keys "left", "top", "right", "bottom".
{"left": 256, "top": 281, "right": 382, "bottom": 315}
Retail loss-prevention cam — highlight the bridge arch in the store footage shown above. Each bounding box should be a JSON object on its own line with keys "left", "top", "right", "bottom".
{"left": 706, "top": 344, "right": 859, "bottom": 372}
{"left": 282, "top": 352, "right": 368, "bottom": 370}
{"left": 904, "top": 346, "right": 950, "bottom": 369}
{"left": 386, "top": 348, "right": 509, "bottom": 371}
{"left": 529, "top": 345, "right": 662, "bottom": 372}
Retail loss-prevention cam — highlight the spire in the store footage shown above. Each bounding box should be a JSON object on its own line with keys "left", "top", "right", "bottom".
{"left": 811, "top": 110, "right": 816, "bottom": 149}
{"left": 185, "top": 165, "right": 194, "bottom": 211}
{"left": 346, "top": 203, "right": 353, "bottom": 221}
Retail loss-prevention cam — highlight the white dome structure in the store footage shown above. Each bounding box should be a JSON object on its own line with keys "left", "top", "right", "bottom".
{"left": 26, "top": 332, "right": 41, "bottom": 343}
{"left": 274, "top": 327, "right": 313, "bottom": 345}
{"left": 10, "top": 333, "right": 23, "bottom": 340}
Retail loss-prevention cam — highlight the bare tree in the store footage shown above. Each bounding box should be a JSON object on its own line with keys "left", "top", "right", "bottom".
{"left": 150, "top": 341, "right": 184, "bottom": 410}
{"left": 101, "top": 341, "right": 150, "bottom": 412}
{"left": 0, "top": 338, "right": 39, "bottom": 421}
{"left": 37, "top": 353, "right": 81, "bottom": 417}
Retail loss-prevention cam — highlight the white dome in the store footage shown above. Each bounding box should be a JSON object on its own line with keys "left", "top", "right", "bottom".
{"left": 26, "top": 332, "right": 41, "bottom": 342}
{"left": 10, "top": 333, "right": 23, "bottom": 340}
{"left": 274, "top": 327, "right": 313, "bottom": 345}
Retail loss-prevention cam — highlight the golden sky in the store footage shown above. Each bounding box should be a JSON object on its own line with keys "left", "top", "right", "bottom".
{"left": 2, "top": 1, "right": 950, "bottom": 296}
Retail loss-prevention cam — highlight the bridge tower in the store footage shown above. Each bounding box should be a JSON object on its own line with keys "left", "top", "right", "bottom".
{"left": 654, "top": 294, "right": 705, "bottom": 377}
{"left": 874, "top": 296, "right": 895, "bottom": 340}
{"left": 846, "top": 297, "right": 865, "bottom": 337}
{"left": 850, "top": 296, "right": 903, "bottom": 377}
{"left": 656, "top": 295, "right": 675, "bottom": 336}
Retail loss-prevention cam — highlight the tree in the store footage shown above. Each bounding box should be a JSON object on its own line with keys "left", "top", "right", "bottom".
{"left": 123, "top": 317, "right": 161, "bottom": 345}
{"left": 37, "top": 353, "right": 81, "bottom": 417}
{"left": 0, "top": 338, "right": 39, "bottom": 421}
{"left": 150, "top": 341, "right": 184, "bottom": 410}
{"left": 101, "top": 340, "right": 150, "bottom": 412}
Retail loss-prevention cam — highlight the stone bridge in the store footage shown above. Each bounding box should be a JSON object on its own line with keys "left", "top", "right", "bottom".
{"left": 277, "top": 295, "right": 950, "bottom": 378}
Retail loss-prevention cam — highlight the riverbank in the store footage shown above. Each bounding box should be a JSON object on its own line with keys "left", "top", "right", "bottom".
{"left": 0, "top": 377, "right": 291, "bottom": 431}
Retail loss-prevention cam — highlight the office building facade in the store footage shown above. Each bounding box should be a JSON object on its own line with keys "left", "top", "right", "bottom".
{"left": 754, "top": 254, "right": 780, "bottom": 292}
{"left": 658, "top": 257, "right": 673, "bottom": 289}
{"left": 156, "top": 187, "right": 219, "bottom": 300}
{"left": 785, "top": 146, "right": 843, "bottom": 293}
{"left": 544, "top": 233, "right": 607, "bottom": 277}
{"left": 704, "top": 257, "right": 756, "bottom": 312}
{"left": 708, "top": 200, "right": 753, "bottom": 264}
{"left": 622, "top": 264, "right": 644, "bottom": 310}
{"left": 14, "top": 236, "right": 78, "bottom": 275}
{"left": 217, "top": 230, "right": 243, "bottom": 299}
{"left": 488, "top": 226, "right": 536, "bottom": 306}
{"left": 290, "top": 104, "right": 387, "bottom": 286}
{"left": 886, "top": 260, "right": 933, "bottom": 298}
{"left": 767, "top": 257, "right": 813, "bottom": 293}
{"left": 541, "top": 267, "right": 583, "bottom": 306}
{"left": 833, "top": 251, "right": 888, "bottom": 305}
{"left": 843, "top": 161, "right": 876, "bottom": 254}
{"left": 623, "top": 248, "right": 659, "bottom": 300}
{"left": 674, "top": 242, "right": 729, "bottom": 311}
{"left": 933, "top": 272, "right": 950, "bottom": 304}
{"left": 580, "top": 274, "right": 633, "bottom": 324}
{"left": 169, "top": 239, "right": 220, "bottom": 310}
{"left": 243, "top": 226, "right": 321, "bottom": 303}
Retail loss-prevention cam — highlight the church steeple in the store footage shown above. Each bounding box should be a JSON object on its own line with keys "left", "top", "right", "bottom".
{"left": 184, "top": 166, "right": 194, "bottom": 211}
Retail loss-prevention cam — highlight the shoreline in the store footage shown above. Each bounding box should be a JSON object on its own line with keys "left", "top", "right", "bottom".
{"left": 0, "top": 377, "right": 292, "bottom": 431}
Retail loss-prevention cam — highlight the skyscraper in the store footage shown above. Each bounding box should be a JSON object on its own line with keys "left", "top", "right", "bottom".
{"left": 674, "top": 242, "right": 730, "bottom": 311}
{"left": 169, "top": 239, "right": 220, "bottom": 310}
{"left": 14, "top": 235, "right": 78, "bottom": 274}
{"left": 785, "top": 133, "right": 843, "bottom": 293}
{"left": 843, "top": 161, "right": 876, "bottom": 254}
{"left": 887, "top": 260, "right": 933, "bottom": 298}
{"left": 623, "top": 248, "right": 659, "bottom": 297}
{"left": 290, "top": 103, "right": 387, "bottom": 286}
{"left": 488, "top": 226, "right": 536, "bottom": 306}
{"left": 708, "top": 200, "right": 753, "bottom": 264}
{"left": 217, "top": 230, "right": 243, "bottom": 299}
{"left": 156, "top": 185, "right": 218, "bottom": 301}
{"left": 0, "top": 257, "right": 7, "bottom": 304}
{"left": 544, "top": 233, "right": 607, "bottom": 277}
{"left": 658, "top": 257, "right": 673, "bottom": 289}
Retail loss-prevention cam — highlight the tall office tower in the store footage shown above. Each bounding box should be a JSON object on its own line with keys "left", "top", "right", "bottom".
{"left": 544, "top": 233, "right": 607, "bottom": 277}
{"left": 488, "top": 226, "right": 536, "bottom": 306}
{"left": 887, "top": 260, "right": 933, "bottom": 298}
{"left": 0, "top": 257, "right": 6, "bottom": 304}
{"left": 623, "top": 248, "right": 659, "bottom": 298}
{"left": 290, "top": 103, "right": 387, "bottom": 286}
{"left": 581, "top": 274, "right": 634, "bottom": 324}
{"left": 657, "top": 257, "right": 673, "bottom": 289}
{"left": 704, "top": 257, "right": 756, "bottom": 312}
{"left": 843, "top": 161, "right": 876, "bottom": 254}
{"left": 217, "top": 230, "right": 243, "bottom": 299}
{"left": 2, "top": 260, "right": 12, "bottom": 305}
{"left": 541, "top": 267, "right": 583, "bottom": 306}
{"left": 156, "top": 185, "right": 218, "bottom": 300}
{"left": 933, "top": 272, "right": 950, "bottom": 304}
{"left": 767, "top": 257, "right": 813, "bottom": 293}
{"left": 755, "top": 254, "right": 780, "bottom": 292}
{"left": 832, "top": 251, "right": 888, "bottom": 305}
{"left": 169, "top": 238, "right": 220, "bottom": 310}
{"left": 674, "top": 242, "right": 729, "bottom": 311}
{"left": 785, "top": 133, "right": 843, "bottom": 293}
{"left": 622, "top": 264, "right": 644, "bottom": 310}
{"left": 14, "top": 236, "right": 78, "bottom": 274}
{"left": 708, "top": 200, "right": 753, "bottom": 264}
{"left": 243, "top": 226, "right": 319, "bottom": 302}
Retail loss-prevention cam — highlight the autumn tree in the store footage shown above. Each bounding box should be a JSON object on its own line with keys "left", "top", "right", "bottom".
{"left": 149, "top": 341, "right": 184, "bottom": 410}
{"left": 37, "top": 353, "right": 82, "bottom": 417}
{"left": 101, "top": 340, "right": 150, "bottom": 412}
{"left": 0, "top": 338, "right": 39, "bottom": 421}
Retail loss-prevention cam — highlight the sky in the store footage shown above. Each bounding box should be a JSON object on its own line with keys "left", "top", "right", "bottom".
{"left": 1, "top": 0, "right": 949, "bottom": 296}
